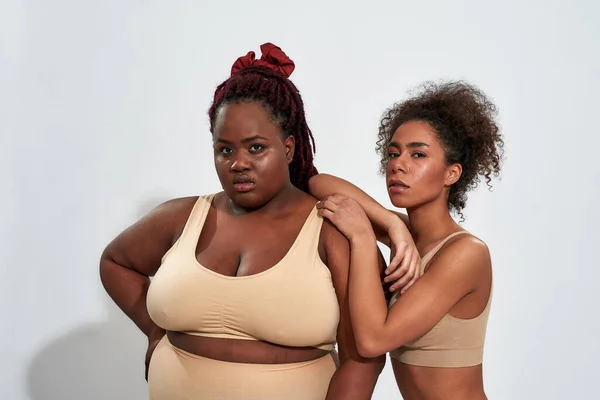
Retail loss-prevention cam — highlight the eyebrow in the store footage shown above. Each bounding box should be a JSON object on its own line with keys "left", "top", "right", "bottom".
{"left": 216, "top": 135, "right": 270, "bottom": 144}
{"left": 389, "top": 141, "right": 430, "bottom": 149}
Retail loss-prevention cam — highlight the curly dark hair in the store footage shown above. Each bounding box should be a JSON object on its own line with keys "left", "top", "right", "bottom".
{"left": 208, "top": 66, "right": 317, "bottom": 193}
{"left": 375, "top": 81, "right": 504, "bottom": 219}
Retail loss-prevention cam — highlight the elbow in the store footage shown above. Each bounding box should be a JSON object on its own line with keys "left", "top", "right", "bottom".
{"left": 307, "top": 174, "right": 322, "bottom": 196}
{"left": 99, "top": 246, "right": 111, "bottom": 271}
{"left": 355, "top": 335, "right": 387, "bottom": 359}
{"left": 99, "top": 247, "right": 119, "bottom": 288}
{"left": 308, "top": 173, "right": 336, "bottom": 198}
{"left": 99, "top": 251, "right": 111, "bottom": 288}
{"left": 357, "top": 344, "right": 384, "bottom": 359}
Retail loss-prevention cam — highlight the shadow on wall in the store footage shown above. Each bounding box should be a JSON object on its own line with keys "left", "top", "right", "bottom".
{"left": 26, "top": 295, "right": 149, "bottom": 400}
{"left": 26, "top": 196, "right": 171, "bottom": 400}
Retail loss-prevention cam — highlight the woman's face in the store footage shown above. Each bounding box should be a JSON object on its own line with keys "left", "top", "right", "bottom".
{"left": 385, "top": 120, "right": 460, "bottom": 210}
{"left": 212, "top": 101, "right": 294, "bottom": 209}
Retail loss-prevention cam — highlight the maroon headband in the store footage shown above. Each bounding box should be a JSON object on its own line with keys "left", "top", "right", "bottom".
{"left": 230, "top": 42, "right": 295, "bottom": 78}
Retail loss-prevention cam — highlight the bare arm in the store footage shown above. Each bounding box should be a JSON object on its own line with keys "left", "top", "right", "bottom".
{"left": 314, "top": 182, "right": 420, "bottom": 293}
{"left": 99, "top": 197, "right": 197, "bottom": 338}
{"left": 310, "top": 174, "right": 422, "bottom": 292}
{"left": 309, "top": 174, "right": 401, "bottom": 246}
{"left": 321, "top": 221, "right": 386, "bottom": 400}
{"left": 348, "top": 232, "right": 491, "bottom": 358}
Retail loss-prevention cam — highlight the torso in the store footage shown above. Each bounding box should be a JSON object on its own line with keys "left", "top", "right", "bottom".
{"left": 196, "top": 192, "right": 320, "bottom": 278}
{"left": 391, "top": 231, "right": 492, "bottom": 400}
{"left": 413, "top": 232, "right": 492, "bottom": 321}
{"left": 392, "top": 362, "right": 487, "bottom": 400}
{"left": 149, "top": 191, "right": 339, "bottom": 364}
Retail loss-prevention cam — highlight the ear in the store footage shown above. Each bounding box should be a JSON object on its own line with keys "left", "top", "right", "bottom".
{"left": 444, "top": 163, "right": 462, "bottom": 186}
{"left": 284, "top": 135, "right": 295, "bottom": 164}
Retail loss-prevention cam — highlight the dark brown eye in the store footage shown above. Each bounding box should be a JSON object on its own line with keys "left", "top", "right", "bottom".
{"left": 249, "top": 144, "right": 265, "bottom": 153}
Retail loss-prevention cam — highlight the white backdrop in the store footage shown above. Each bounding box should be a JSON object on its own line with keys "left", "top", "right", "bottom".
{"left": 2, "top": 0, "right": 599, "bottom": 399}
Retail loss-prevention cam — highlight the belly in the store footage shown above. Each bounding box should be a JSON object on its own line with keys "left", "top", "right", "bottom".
{"left": 148, "top": 335, "right": 337, "bottom": 400}
{"left": 167, "top": 331, "right": 331, "bottom": 364}
{"left": 391, "top": 358, "right": 487, "bottom": 400}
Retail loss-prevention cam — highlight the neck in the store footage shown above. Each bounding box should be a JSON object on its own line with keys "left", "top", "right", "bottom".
{"left": 407, "top": 197, "right": 461, "bottom": 247}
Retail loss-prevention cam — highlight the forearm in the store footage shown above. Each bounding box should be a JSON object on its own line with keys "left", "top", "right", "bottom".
{"left": 348, "top": 234, "right": 390, "bottom": 357}
{"left": 326, "top": 358, "right": 384, "bottom": 400}
{"left": 309, "top": 174, "right": 399, "bottom": 235}
{"left": 99, "top": 257, "right": 163, "bottom": 338}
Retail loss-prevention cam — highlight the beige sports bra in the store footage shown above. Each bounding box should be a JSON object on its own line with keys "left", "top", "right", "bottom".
{"left": 389, "top": 231, "right": 492, "bottom": 367}
{"left": 146, "top": 194, "right": 339, "bottom": 351}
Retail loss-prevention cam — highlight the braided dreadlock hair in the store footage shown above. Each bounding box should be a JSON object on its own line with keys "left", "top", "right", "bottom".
{"left": 208, "top": 43, "right": 317, "bottom": 192}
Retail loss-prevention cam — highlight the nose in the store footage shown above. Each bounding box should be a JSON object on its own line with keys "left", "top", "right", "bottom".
{"left": 230, "top": 152, "right": 251, "bottom": 172}
{"left": 389, "top": 154, "right": 408, "bottom": 174}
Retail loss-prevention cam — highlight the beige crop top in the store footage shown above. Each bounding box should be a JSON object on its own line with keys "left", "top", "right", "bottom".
{"left": 146, "top": 194, "right": 339, "bottom": 351}
{"left": 389, "top": 231, "right": 492, "bottom": 367}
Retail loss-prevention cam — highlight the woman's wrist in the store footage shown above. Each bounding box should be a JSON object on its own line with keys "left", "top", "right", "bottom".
{"left": 377, "top": 209, "right": 400, "bottom": 231}
{"left": 349, "top": 231, "right": 378, "bottom": 248}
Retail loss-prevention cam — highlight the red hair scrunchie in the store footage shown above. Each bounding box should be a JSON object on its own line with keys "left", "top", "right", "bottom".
{"left": 230, "top": 43, "right": 295, "bottom": 78}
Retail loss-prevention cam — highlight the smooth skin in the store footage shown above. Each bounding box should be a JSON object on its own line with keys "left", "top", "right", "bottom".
{"left": 100, "top": 101, "right": 393, "bottom": 399}
{"left": 310, "top": 121, "right": 492, "bottom": 400}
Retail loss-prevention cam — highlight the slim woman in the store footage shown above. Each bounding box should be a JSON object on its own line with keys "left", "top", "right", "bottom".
{"left": 311, "top": 81, "right": 504, "bottom": 399}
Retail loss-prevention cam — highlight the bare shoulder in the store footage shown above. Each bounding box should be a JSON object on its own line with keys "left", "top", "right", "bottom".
{"left": 456, "top": 234, "right": 490, "bottom": 264}
{"left": 303, "top": 191, "right": 350, "bottom": 262}
{"left": 143, "top": 196, "right": 200, "bottom": 235}
{"left": 449, "top": 232, "right": 488, "bottom": 251}
{"left": 151, "top": 196, "right": 199, "bottom": 218}
{"left": 101, "top": 195, "right": 205, "bottom": 275}
{"left": 441, "top": 233, "right": 489, "bottom": 265}
{"left": 104, "top": 195, "right": 201, "bottom": 255}
{"left": 427, "top": 233, "right": 491, "bottom": 282}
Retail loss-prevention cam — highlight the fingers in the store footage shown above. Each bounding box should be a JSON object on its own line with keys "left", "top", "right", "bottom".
{"left": 327, "top": 193, "right": 347, "bottom": 203}
{"left": 318, "top": 208, "right": 335, "bottom": 221}
{"left": 316, "top": 194, "right": 349, "bottom": 208}
{"left": 400, "top": 253, "right": 421, "bottom": 294}
{"left": 316, "top": 197, "right": 343, "bottom": 223}
{"left": 387, "top": 246, "right": 421, "bottom": 292}
{"left": 384, "top": 260, "right": 408, "bottom": 284}
{"left": 317, "top": 197, "right": 336, "bottom": 213}
{"left": 386, "top": 242, "right": 407, "bottom": 275}
{"left": 388, "top": 256, "right": 412, "bottom": 291}
{"left": 316, "top": 198, "right": 340, "bottom": 213}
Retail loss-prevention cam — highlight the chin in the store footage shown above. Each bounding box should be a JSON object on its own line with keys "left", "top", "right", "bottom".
{"left": 224, "top": 188, "right": 268, "bottom": 210}
{"left": 389, "top": 195, "right": 414, "bottom": 210}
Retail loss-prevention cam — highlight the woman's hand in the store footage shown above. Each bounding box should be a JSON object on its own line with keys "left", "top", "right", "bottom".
{"left": 317, "top": 195, "right": 421, "bottom": 294}
{"left": 384, "top": 219, "right": 421, "bottom": 294}
{"left": 316, "top": 195, "right": 374, "bottom": 243}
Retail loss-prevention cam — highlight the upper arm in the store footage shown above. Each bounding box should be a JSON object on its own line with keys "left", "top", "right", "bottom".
{"left": 309, "top": 173, "right": 403, "bottom": 247}
{"left": 375, "top": 236, "right": 491, "bottom": 354}
{"left": 320, "top": 220, "right": 385, "bottom": 365}
{"left": 100, "top": 196, "right": 198, "bottom": 277}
